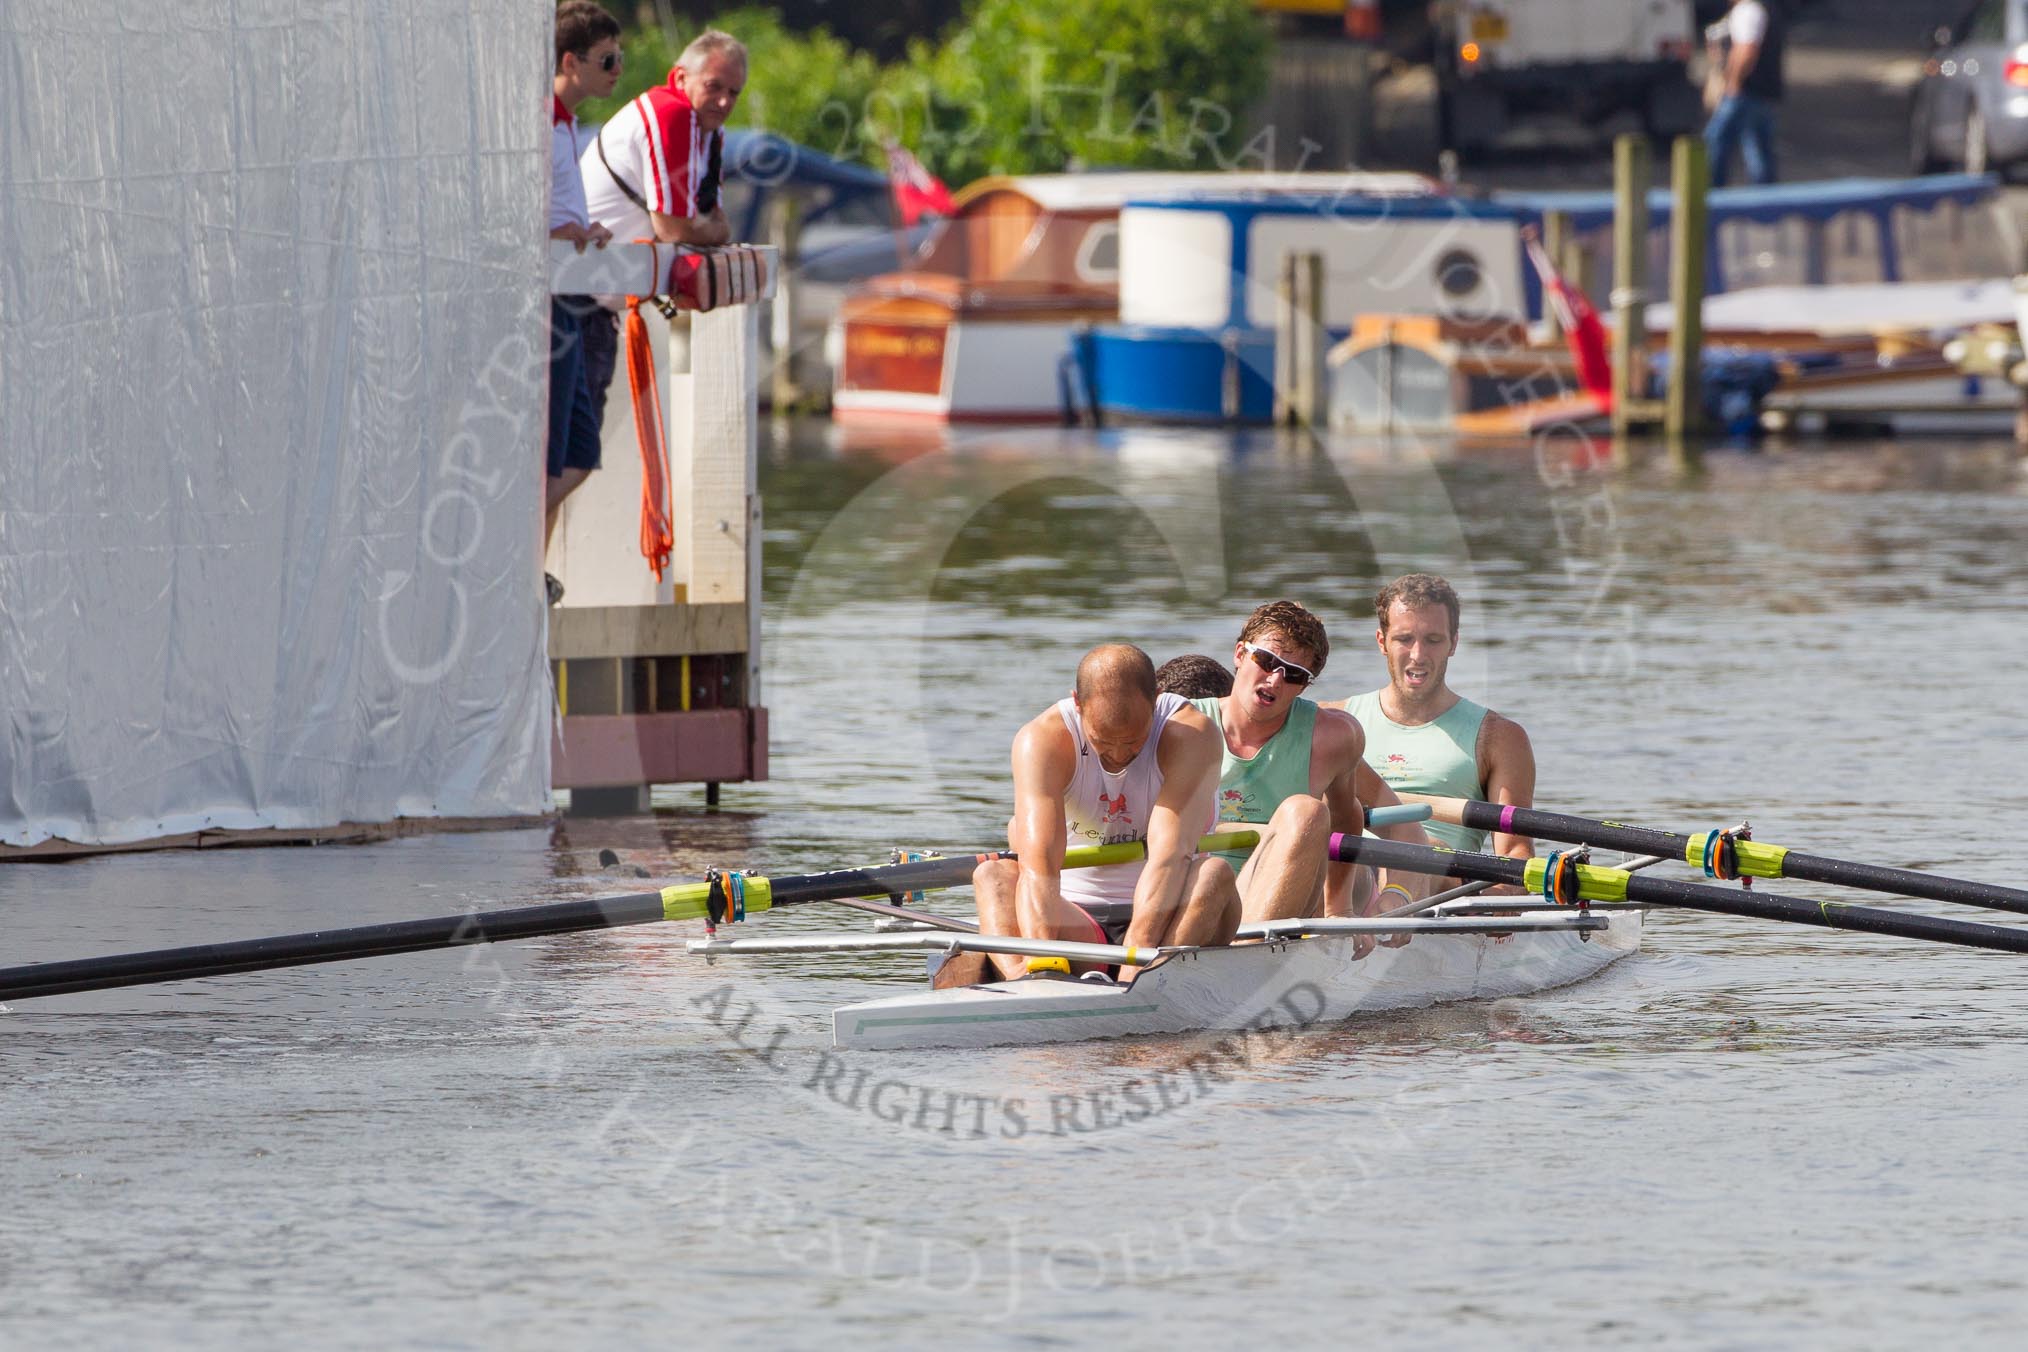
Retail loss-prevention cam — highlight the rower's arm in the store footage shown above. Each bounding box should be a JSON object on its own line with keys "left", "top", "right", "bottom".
{"left": 1121, "top": 718, "right": 1219, "bottom": 950}
{"left": 1007, "top": 717, "right": 1074, "bottom": 937}
{"left": 1480, "top": 711, "right": 1538, "bottom": 864}
{"left": 1315, "top": 709, "right": 1367, "bottom": 917}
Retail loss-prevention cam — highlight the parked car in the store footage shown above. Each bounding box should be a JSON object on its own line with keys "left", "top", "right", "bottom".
{"left": 1909, "top": 0, "right": 2028, "bottom": 176}
{"left": 1430, "top": 0, "right": 1703, "bottom": 157}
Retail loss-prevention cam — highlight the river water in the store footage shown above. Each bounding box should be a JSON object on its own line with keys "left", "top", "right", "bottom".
{"left": 6, "top": 421, "right": 2028, "bottom": 1346}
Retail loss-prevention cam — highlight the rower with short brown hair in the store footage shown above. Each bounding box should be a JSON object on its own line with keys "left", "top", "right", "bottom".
{"left": 1194, "top": 601, "right": 1426, "bottom": 923}
{"left": 1325, "top": 572, "right": 1537, "bottom": 866}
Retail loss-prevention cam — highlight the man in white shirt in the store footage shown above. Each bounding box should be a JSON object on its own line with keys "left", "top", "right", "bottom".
{"left": 546, "top": 1, "right": 622, "bottom": 585}
{"left": 1703, "top": 0, "right": 1783, "bottom": 187}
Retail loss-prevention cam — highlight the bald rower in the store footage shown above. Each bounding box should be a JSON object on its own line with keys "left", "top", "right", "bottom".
{"left": 966, "top": 643, "right": 1242, "bottom": 984}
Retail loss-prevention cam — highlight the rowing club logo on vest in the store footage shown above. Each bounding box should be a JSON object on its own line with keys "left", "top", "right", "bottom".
{"left": 1099, "top": 791, "right": 1131, "bottom": 826}
{"left": 1219, "top": 788, "right": 1246, "bottom": 820}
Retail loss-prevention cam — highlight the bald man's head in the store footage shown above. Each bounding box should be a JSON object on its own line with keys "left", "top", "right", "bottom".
{"left": 1074, "top": 644, "right": 1157, "bottom": 708}
{"left": 1073, "top": 645, "right": 1158, "bottom": 767}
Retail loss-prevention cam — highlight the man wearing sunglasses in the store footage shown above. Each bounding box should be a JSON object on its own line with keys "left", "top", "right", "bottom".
{"left": 1191, "top": 601, "right": 1424, "bottom": 925}
{"left": 959, "top": 644, "right": 1242, "bottom": 987}
{"left": 1326, "top": 574, "right": 1537, "bottom": 872}
{"left": 545, "top": 1, "right": 624, "bottom": 597}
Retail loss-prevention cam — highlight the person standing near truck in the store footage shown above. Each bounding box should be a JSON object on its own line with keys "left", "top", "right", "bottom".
{"left": 1703, "top": 0, "right": 1785, "bottom": 187}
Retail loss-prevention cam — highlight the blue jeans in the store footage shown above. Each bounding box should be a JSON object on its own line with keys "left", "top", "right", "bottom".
{"left": 1704, "top": 94, "right": 1778, "bottom": 187}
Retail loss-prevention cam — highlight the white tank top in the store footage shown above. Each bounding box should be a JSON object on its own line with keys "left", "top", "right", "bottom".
{"left": 1055, "top": 692, "right": 1187, "bottom": 908}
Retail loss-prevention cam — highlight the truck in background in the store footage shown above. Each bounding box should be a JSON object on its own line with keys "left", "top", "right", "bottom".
{"left": 1430, "top": 0, "right": 1703, "bottom": 156}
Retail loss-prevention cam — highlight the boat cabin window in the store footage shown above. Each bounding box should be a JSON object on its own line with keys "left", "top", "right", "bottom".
{"left": 1074, "top": 223, "right": 1120, "bottom": 283}
{"left": 1893, "top": 199, "right": 2015, "bottom": 282}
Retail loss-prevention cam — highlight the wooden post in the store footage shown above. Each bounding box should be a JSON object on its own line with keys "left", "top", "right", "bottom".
{"left": 1274, "top": 251, "right": 1325, "bottom": 427}
{"left": 1542, "top": 210, "right": 1573, "bottom": 343}
{"left": 769, "top": 193, "right": 801, "bottom": 414}
{"left": 1665, "top": 135, "right": 1710, "bottom": 450}
{"left": 680, "top": 304, "right": 759, "bottom": 606}
{"left": 1610, "top": 134, "right": 1652, "bottom": 445}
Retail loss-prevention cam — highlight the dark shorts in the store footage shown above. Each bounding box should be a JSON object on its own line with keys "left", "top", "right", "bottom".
{"left": 579, "top": 299, "right": 620, "bottom": 426}
{"left": 547, "top": 296, "right": 605, "bottom": 478}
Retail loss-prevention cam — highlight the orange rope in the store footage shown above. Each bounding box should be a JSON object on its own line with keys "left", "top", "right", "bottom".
{"left": 624, "top": 293, "right": 674, "bottom": 582}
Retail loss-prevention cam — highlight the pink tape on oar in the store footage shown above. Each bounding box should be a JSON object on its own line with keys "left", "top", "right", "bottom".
{"left": 1328, "top": 831, "right": 1347, "bottom": 861}
{"left": 1500, "top": 805, "right": 1517, "bottom": 834}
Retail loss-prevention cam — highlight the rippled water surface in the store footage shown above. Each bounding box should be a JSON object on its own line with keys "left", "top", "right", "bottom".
{"left": 7, "top": 424, "right": 2028, "bottom": 1347}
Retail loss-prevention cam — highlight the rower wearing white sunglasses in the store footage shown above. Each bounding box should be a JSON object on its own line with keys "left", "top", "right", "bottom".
{"left": 1192, "top": 601, "right": 1434, "bottom": 927}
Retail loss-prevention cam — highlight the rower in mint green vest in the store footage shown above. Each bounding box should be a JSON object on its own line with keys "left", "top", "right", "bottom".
{"left": 1180, "top": 600, "right": 1375, "bottom": 925}
{"left": 1324, "top": 573, "right": 1539, "bottom": 866}
{"left": 1339, "top": 691, "right": 1489, "bottom": 852}
{"left": 1189, "top": 694, "right": 1317, "bottom": 868}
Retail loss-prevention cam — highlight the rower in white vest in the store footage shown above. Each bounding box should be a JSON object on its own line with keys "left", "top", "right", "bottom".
{"left": 1323, "top": 573, "right": 1538, "bottom": 873}
{"left": 963, "top": 643, "right": 1241, "bottom": 985}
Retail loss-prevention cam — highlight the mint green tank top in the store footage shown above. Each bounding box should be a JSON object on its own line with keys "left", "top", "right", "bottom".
{"left": 1190, "top": 696, "right": 1317, "bottom": 866}
{"left": 1343, "top": 690, "right": 1489, "bottom": 853}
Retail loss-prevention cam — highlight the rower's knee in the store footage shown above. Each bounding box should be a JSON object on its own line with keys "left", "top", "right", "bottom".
{"left": 1193, "top": 853, "right": 1238, "bottom": 896}
{"left": 973, "top": 857, "right": 1018, "bottom": 891}
{"left": 1270, "top": 794, "right": 1330, "bottom": 842}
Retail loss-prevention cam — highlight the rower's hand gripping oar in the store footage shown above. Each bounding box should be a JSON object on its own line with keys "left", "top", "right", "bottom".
{"left": 1330, "top": 833, "right": 2028, "bottom": 957}
{"left": 0, "top": 831, "right": 1261, "bottom": 1003}
{"left": 1415, "top": 798, "right": 2028, "bottom": 919}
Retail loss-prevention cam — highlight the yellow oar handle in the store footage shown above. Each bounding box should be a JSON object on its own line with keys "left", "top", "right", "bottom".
{"left": 1063, "top": 829, "right": 1261, "bottom": 869}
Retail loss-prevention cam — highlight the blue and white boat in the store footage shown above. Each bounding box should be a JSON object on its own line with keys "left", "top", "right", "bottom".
{"left": 1076, "top": 173, "right": 2008, "bottom": 425}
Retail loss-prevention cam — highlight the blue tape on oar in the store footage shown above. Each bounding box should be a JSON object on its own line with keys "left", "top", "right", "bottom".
{"left": 1367, "top": 804, "right": 1434, "bottom": 827}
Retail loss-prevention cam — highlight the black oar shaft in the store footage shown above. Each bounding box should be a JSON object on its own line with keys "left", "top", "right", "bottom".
{"left": 0, "top": 854, "right": 996, "bottom": 1003}
{"left": 0, "top": 893, "right": 667, "bottom": 1002}
{"left": 1452, "top": 800, "right": 2028, "bottom": 918}
{"left": 1330, "top": 835, "right": 2028, "bottom": 957}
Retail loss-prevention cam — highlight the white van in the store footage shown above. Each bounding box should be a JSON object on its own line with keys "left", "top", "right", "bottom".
{"left": 1431, "top": 0, "right": 1702, "bottom": 155}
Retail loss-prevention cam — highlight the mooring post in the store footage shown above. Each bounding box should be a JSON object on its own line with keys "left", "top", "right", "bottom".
{"left": 1610, "top": 134, "right": 1652, "bottom": 446}
{"left": 769, "top": 193, "right": 802, "bottom": 414}
{"left": 1665, "top": 135, "right": 1710, "bottom": 452}
{"left": 1543, "top": 210, "right": 1572, "bottom": 343}
{"left": 1273, "top": 251, "right": 1325, "bottom": 428}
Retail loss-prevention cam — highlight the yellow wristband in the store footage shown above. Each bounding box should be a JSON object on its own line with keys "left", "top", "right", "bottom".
{"left": 1377, "top": 884, "right": 1414, "bottom": 904}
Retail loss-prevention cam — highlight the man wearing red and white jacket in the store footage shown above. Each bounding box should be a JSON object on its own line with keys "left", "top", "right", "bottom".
{"left": 576, "top": 30, "right": 745, "bottom": 417}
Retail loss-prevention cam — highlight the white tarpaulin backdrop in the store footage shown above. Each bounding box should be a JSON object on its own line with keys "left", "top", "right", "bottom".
{"left": 0, "top": 1, "right": 554, "bottom": 846}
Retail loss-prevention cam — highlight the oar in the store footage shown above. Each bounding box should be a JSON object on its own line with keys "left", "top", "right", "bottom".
{"left": 0, "top": 830, "right": 1262, "bottom": 1002}
{"left": 1328, "top": 833, "right": 2028, "bottom": 955}
{"left": 1416, "top": 798, "right": 2028, "bottom": 918}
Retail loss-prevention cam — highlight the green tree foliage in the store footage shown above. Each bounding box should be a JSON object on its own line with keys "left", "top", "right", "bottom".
{"left": 571, "top": 0, "right": 1272, "bottom": 188}
{"left": 873, "top": 0, "right": 1274, "bottom": 184}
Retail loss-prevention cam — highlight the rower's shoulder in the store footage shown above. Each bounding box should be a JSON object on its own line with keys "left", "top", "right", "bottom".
{"left": 1474, "top": 705, "right": 1535, "bottom": 768}
{"left": 1157, "top": 702, "right": 1221, "bottom": 758}
{"left": 1477, "top": 704, "right": 1531, "bottom": 745}
{"left": 1310, "top": 702, "right": 1366, "bottom": 764}
{"left": 1012, "top": 703, "right": 1076, "bottom": 765}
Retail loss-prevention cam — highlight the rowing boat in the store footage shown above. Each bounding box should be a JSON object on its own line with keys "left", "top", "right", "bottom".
{"left": 14, "top": 801, "right": 2022, "bottom": 1047}
{"left": 696, "top": 906, "right": 1644, "bottom": 1051}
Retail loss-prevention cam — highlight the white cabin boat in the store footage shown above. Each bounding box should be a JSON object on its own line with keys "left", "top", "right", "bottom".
{"left": 830, "top": 172, "right": 1439, "bottom": 423}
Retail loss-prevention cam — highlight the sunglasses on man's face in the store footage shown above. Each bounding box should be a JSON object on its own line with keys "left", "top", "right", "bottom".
{"left": 1241, "top": 641, "right": 1315, "bottom": 686}
{"left": 582, "top": 49, "right": 621, "bottom": 73}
